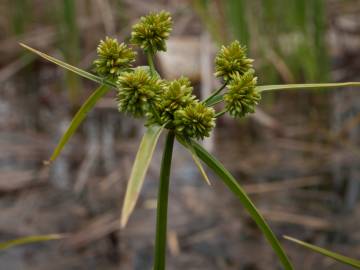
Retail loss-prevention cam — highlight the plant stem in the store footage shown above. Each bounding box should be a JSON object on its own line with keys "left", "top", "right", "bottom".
{"left": 153, "top": 131, "right": 175, "bottom": 270}
{"left": 203, "top": 82, "right": 227, "bottom": 105}
{"left": 147, "top": 53, "right": 156, "bottom": 76}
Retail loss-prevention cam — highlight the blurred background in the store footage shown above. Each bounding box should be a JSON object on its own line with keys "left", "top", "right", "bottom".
{"left": 1, "top": 0, "right": 360, "bottom": 269}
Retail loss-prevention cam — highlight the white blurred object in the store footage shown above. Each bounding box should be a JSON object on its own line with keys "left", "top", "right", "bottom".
{"left": 158, "top": 37, "right": 202, "bottom": 81}
{"left": 201, "top": 33, "right": 216, "bottom": 152}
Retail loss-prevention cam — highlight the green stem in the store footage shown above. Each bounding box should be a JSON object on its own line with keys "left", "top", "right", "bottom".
{"left": 153, "top": 131, "right": 175, "bottom": 270}
{"left": 203, "top": 82, "right": 227, "bottom": 105}
{"left": 147, "top": 53, "right": 156, "bottom": 76}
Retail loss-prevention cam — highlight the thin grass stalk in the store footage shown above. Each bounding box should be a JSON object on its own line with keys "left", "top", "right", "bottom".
{"left": 62, "top": 0, "right": 82, "bottom": 105}
{"left": 225, "top": 0, "right": 249, "bottom": 46}
{"left": 153, "top": 131, "right": 175, "bottom": 270}
{"left": 12, "top": 0, "right": 28, "bottom": 35}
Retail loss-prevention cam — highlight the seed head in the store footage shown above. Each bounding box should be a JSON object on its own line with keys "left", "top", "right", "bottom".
{"left": 94, "top": 37, "right": 136, "bottom": 79}
{"left": 214, "top": 40, "right": 253, "bottom": 81}
{"left": 159, "top": 77, "right": 196, "bottom": 123}
{"left": 131, "top": 11, "right": 172, "bottom": 54}
{"left": 174, "top": 101, "right": 216, "bottom": 140}
{"left": 224, "top": 69, "right": 261, "bottom": 118}
{"left": 116, "top": 68, "right": 164, "bottom": 117}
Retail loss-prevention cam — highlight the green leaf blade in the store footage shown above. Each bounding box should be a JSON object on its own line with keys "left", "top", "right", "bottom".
{"left": 176, "top": 135, "right": 211, "bottom": 185}
{"left": 19, "top": 43, "right": 116, "bottom": 88}
{"left": 191, "top": 141, "right": 294, "bottom": 270}
{"left": 258, "top": 82, "right": 360, "bottom": 92}
{"left": 284, "top": 236, "right": 360, "bottom": 269}
{"left": 121, "top": 125, "right": 165, "bottom": 228}
{"left": 205, "top": 82, "right": 360, "bottom": 106}
{"left": 47, "top": 85, "right": 110, "bottom": 163}
{"left": 0, "top": 234, "right": 64, "bottom": 251}
{"left": 190, "top": 152, "right": 211, "bottom": 185}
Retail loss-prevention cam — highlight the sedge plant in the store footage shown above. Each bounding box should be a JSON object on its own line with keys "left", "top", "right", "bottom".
{"left": 19, "top": 11, "right": 360, "bottom": 269}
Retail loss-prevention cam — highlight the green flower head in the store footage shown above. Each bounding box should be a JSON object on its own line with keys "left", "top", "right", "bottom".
{"left": 159, "top": 77, "right": 196, "bottom": 123}
{"left": 174, "top": 101, "right": 216, "bottom": 140}
{"left": 131, "top": 11, "right": 172, "bottom": 54}
{"left": 94, "top": 37, "right": 136, "bottom": 79}
{"left": 224, "top": 69, "right": 261, "bottom": 118}
{"left": 214, "top": 40, "right": 253, "bottom": 81}
{"left": 116, "top": 68, "right": 164, "bottom": 117}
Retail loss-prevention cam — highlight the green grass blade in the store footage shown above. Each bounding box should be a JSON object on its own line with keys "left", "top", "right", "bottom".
{"left": 19, "top": 43, "right": 116, "bottom": 88}
{"left": 258, "top": 82, "right": 360, "bottom": 92}
{"left": 0, "top": 234, "right": 64, "bottom": 251}
{"left": 61, "top": 0, "right": 82, "bottom": 105}
{"left": 284, "top": 236, "right": 360, "bottom": 269}
{"left": 205, "top": 82, "right": 360, "bottom": 106}
{"left": 47, "top": 85, "right": 110, "bottom": 163}
{"left": 121, "top": 125, "right": 165, "bottom": 228}
{"left": 153, "top": 131, "right": 175, "bottom": 270}
{"left": 191, "top": 140, "right": 294, "bottom": 270}
{"left": 176, "top": 135, "right": 211, "bottom": 185}
{"left": 189, "top": 150, "right": 211, "bottom": 185}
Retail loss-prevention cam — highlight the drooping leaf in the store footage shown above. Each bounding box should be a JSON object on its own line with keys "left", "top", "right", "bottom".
{"left": 176, "top": 135, "right": 211, "bottom": 185}
{"left": 19, "top": 43, "right": 116, "bottom": 88}
{"left": 47, "top": 85, "right": 110, "bottom": 163}
{"left": 121, "top": 125, "right": 165, "bottom": 228}
{"left": 258, "top": 82, "right": 360, "bottom": 92}
{"left": 0, "top": 234, "right": 64, "bottom": 251}
{"left": 191, "top": 140, "right": 294, "bottom": 270}
{"left": 284, "top": 236, "right": 360, "bottom": 269}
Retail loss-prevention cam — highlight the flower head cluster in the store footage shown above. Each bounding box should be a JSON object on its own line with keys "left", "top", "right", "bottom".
{"left": 214, "top": 40, "right": 253, "bottom": 81}
{"left": 94, "top": 12, "right": 263, "bottom": 140}
{"left": 224, "top": 69, "right": 261, "bottom": 118}
{"left": 94, "top": 37, "right": 136, "bottom": 79}
{"left": 116, "top": 68, "right": 163, "bottom": 117}
{"left": 174, "top": 102, "right": 216, "bottom": 140}
{"left": 144, "top": 76, "right": 215, "bottom": 140}
{"left": 158, "top": 77, "right": 196, "bottom": 124}
{"left": 131, "top": 11, "right": 172, "bottom": 54}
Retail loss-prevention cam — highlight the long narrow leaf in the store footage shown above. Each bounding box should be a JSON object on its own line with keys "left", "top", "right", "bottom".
{"left": 19, "top": 43, "right": 116, "bottom": 88}
{"left": 47, "top": 85, "right": 110, "bottom": 163}
{"left": 0, "top": 234, "right": 64, "bottom": 251}
{"left": 284, "top": 236, "right": 360, "bottom": 269}
{"left": 206, "top": 82, "right": 360, "bottom": 105}
{"left": 121, "top": 125, "right": 165, "bottom": 228}
{"left": 258, "top": 82, "right": 360, "bottom": 92}
{"left": 189, "top": 151, "right": 211, "bottom": 185}
{"left": 191, "top": 140, "right": 294, "bottom": 270}
{"left": 176, "top": 135, "right": 211, "bottom": 185}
